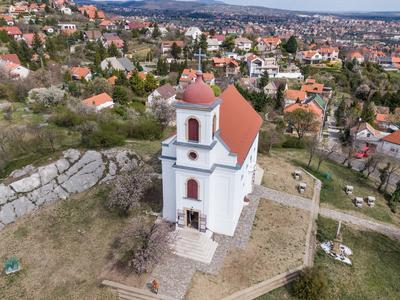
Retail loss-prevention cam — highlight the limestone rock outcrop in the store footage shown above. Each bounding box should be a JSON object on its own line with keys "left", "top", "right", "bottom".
{"left": 0, "top": 148, "right": 140, "bottom": 229}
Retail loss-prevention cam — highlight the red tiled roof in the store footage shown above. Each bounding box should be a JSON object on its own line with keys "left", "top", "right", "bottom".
{"left": 82, "top": 92, "right": 113, "bottom": 107}
{"left": 376, "top": 113, "right": 390, "bottom": 122}
{"left": 0, "top": 26, "right": 22, "bottom": 36}
{"left": 285, "top": 89, "right": 306, "bottom": 101}
{"left": 284, "top": 102, "right": 323, "bottom": 118}
{"left": 0, "top": 54, "right": 20, "bottom": 65}
{"left": 71, "top": 66, "right": 91, "bottom": 79}
{"left": 382, "top": 130, "right": 400, "bottom": 145}
{"left": 219, "top": 85, "right": 263, "bottom": 165}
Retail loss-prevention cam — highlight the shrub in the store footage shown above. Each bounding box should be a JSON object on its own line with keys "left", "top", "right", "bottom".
{"left": 130, "top": 101, "right": 146, "bottom": 114}
{"left": 126, "top": 115, "right": 163, "bottom": 140}
{"left": 292, "top": 267, "right": 328, "bottom": 300}
{"left": 82, "top": 127, "right": 125, "bottom": 149}
{"left": 111, "top": 217, "right": 174, "bottom": 274}
{"left": 50, "top": 108, "right": 83, "bottom": 128}
{"left": 282, "top": 136, "right": 306, "bottom": 149}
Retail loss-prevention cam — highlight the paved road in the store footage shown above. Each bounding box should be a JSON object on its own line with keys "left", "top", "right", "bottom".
{"left": 320, "top": 208, "right": 400, "bottom": 241}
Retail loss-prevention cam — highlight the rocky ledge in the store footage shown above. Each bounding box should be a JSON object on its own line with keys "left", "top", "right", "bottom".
{"left": 0, "top": 149, "right": 141, "bottom": 230}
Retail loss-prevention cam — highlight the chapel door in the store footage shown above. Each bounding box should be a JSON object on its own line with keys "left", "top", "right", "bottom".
{"left": 186, "top": 210, "right": 199, "bottom": 230}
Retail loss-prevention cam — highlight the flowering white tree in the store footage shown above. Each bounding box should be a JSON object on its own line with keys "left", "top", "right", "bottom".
{"left": 28, "top": 86, "right": 66, "bottom": 107}
{"left": 107, "top": 167, "right": 153, "bottom": 214}
{"left": 149, "top": 96, "right": 175, "bottom": 129}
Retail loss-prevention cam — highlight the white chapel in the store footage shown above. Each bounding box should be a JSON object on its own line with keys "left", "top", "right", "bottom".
{"left": 160, "top": 71, "right": 262, "bottom": 237}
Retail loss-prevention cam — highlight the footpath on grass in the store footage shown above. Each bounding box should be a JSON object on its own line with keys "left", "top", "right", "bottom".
{"left": 255, "top": 185, "right": 400, "bottom": 241}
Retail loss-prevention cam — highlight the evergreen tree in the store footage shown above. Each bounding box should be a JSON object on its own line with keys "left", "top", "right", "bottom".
{"left": 113, "top": 85, "right": 129, "bottom": 105}
{"left": 156, "top": 58, "right": 169, "bottom": 76}
{"left": 144, "top": 73, "right": 158, "bottom": 93}
{"left": 389, "top": 181, "right": 400, "bottom": 212}
{"left": 360, "top": 100, "right": 376, "bottom": 124}
{"left": 221, "top": 35, "right": 235, "bottom": 52}
{"left": 259, "top": 70, "right": 269, "bottom": 88}
{"left": 199, "top": 34, "right": 208, "bottom": 54}
{"left": 45, "top": 37, "right": 56, "bottom": 59}
{"left": 115, "top": 71, "right": 128, "bottom": 86}
{"left": 130, "top": 72, "right": 145, "bottom": 97}
{"left": 152, "top": 23, "right": 161, "bottom": 39}
{"left": 108, "top": 42, "right": 120, "bottom": 58}
{"left": 171, "top": 42, "right": 182, "bottom": 59}
{"left": 275, "top": 85, "right": 285, "bottom": 111}
{"left": 284, "top": 35, "right": 298, "bottom": 54}
{"left": 335, "top": 98, "right": 347, "bottom": 127}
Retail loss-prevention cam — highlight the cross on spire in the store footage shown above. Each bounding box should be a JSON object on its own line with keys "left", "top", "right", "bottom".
{"left": 194, "top": 48, "right": 206, "bottom": 72}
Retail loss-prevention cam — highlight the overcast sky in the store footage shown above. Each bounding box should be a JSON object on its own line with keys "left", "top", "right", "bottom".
{"left": 222, "top": 0, "right": 399, "bottom": 12}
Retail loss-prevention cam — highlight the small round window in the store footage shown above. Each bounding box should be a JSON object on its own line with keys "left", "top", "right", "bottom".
{"left": 188, "top": 151, "right": 198, "bottom": 160}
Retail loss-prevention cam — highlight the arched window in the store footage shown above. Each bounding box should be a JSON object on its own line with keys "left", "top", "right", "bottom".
{"left": 212, "top": 115, "right": 217, "bottom": 138}
{"left": 187, "top": 179, "right": 199, "bottom": 199}
{"left": 188, "top": 118, "right": 199, "bottom": 142}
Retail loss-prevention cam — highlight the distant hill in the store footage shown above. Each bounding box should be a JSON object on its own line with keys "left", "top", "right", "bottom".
{"left": 81, "top": 0, "right": 295, "bottom": 16}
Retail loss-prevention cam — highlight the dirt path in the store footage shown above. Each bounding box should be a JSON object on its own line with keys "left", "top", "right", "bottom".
{"left": 253, "top": 185, "right": 313, "bottom": 212}
{"left": 320, "top": 208, "right": 400, "bottom": 241}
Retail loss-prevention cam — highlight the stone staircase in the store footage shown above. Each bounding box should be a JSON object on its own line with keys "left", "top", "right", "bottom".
{"left": 172, "top": 228, "right": 218, "bottom": 264}
{"left": 102, "top": 280, "right": 174, "bottom": 300}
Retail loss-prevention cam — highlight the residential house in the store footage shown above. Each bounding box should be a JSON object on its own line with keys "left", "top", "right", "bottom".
{"left": 71, "top": 66, "right": 92, "bottom": 81}
{"left": 99, "top": 20, "right": 117, "bottom": 31}
{"left": 0, "top": 15, "right": 14, "bottom": 26}
{"left": 347, "top": 51, "right": 365, "bottom": 64}
{"left": 319, "top": 47, "right": 339, "bottom": 61}
{"left": 147, "top": 83, "right": 176, "bottom": 106}
{"left": 225, "top": 59, "right": 240, "bottom": 76}
{"left": 60, "top": 6, "right": 72, "bottom": 15}
{"left": 125, "top": 21, "right": 150, "bottom": 31}
{"left": 100, "top": 57, "right": 135, "bottom": 73}
{"left": 296, "top": 50, "right": 322, "bottom": 64}
{"left": 82, "top": 93, "right": 114, "bottom": 111}
{"left": 103, "top": 33, "right": 124, "bottom": 49}
{"left": 161, "top": 40, "right": 184, "bottom": 54}
{"left": 58, "top": 23, "right": 77, "bottom": 35}
{"left": 284, "top": 89, "right": 307, "bottom": 106}
{"left": 351, "top": 122, "right": 388, "bottom": 146}
{"left": 8, "top": 5, "right": 29, "bottom": 15}
{"left": 84, "top": 30, "right": 102, "bottom": 42}
{"left": 247, "top": 54, "right": 279, "bottom": 77}
{"left": 378, "top": 130, "right": 400, "bottom": 159}
{"left": 179, "top": 69, "right": 215, "bottom": 88}
{"left": 301, "top": 79, "right": 324, "bottom": 96}
{"left": 0, "top": 54, "right": 29, "bottom": 79}
{"left": 264, "top": 79, "right": 288, "bottom": 97}
{"left": 0, "top": 26, "right": 22, "bottom": 40}
{"left": 22, "top": 33, "right": 45, "bottom": 48}
{"left": 206, "top": 38, "right": 220, "bottom": 52}
{"left": 284, "top": 102, "right": 324, "bottom": 132}
{"left": 185, "top": 27, "right": 202, "bottom": 40}
{"left": 256, "top": 36, "right": 281, "bottom": 53}
{"left": 235, "top": 37, "right": 252, "bottom": 52}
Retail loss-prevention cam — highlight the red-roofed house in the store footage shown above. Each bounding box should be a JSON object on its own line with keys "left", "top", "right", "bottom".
{"left": 378, "top": 130, "right": 400, "bottom": 158}
{"left": 161, "top": 41, "right": 184, "bottom": 54}
{"left": 256, "top": 36, "right": 281, "bottom": 52}
{"left": 296, "top": 50, "right": 322, "bottom": 64}
{"left": 71, "top": 66, "right": 92, "bottom": 81}
{"left": 301, "top": 80, "right": 324, "bottom": 95}
{"left": 99, "top": 20, "right": 117, "bottom": 31}
{"left": 160, "top": 73, "right": 262, "bottom": 238}
{"left": 284, "top": 89, "right": 306, "bottom": 106}
{"left": 319, "top": 47, "right": 339, "bottom": 61}
{"left": 0, "top": 54, "right": 20, "bottom": 65}
{"left": 82, "top": 93, "right": 114, "bottom": 111}
{"left": 0, "top": 26, "right": 22, "bottom": 39}
{"left": 179, "top": 69, "right": 215, "bottom": 87}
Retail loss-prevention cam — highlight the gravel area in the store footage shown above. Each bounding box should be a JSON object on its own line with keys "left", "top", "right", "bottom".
{"left": 146, "top": 194, "right": 261, "bottom": 299}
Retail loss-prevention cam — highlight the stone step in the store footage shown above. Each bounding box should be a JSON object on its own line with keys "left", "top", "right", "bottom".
{"left": 118, "top": 290, "right": 156, "bottom": 300}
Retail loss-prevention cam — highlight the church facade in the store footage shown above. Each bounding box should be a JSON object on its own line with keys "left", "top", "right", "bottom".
{"left": 160, "top": 72, "right": 262, "bottom": 236}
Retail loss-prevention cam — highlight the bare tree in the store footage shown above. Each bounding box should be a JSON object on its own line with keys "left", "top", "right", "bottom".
{"left": 107, "top": 167, "right": 153, "bottom": 214}
{"left": 306, "top": 135, "right": 319, "bottom": 168}
{"left": 111, "top": 217, "right": 174, "bottom": 274}
{"left": 361, "top": 154, "right": 380, "bottom": 178}
{"left": 285, "top": 109, "right": 320, "bottom": 139}
{"left": 384, "top": 159, "right": 400, "bottom": 193}
{"left": 315, "top": 145, "right": 337, "bottom": 171}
